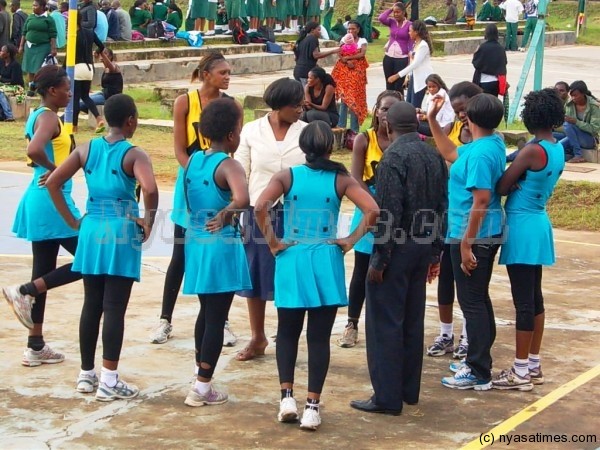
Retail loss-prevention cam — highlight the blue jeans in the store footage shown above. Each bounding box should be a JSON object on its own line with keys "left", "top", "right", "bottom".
{"left": 0, "top": 92, "right": 14, "bottom": 120}
{"left": 560, "top": 122, "right": 597, "bottom": 157}
{"left": 337, "top": 101, "right": 359, "bottom": 133}
{"left": 79, "top": 92, "right": 106, "bottom": 113}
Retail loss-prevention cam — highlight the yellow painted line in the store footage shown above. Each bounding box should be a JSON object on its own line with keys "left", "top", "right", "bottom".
{"left": 555, "top": 239, "right": 600, "bottom": 248}
{"left": 460, "top": 364, "right": 600, "bottom": 450}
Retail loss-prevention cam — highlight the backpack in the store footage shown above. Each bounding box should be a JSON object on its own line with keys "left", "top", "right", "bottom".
{"left": 147, "top": 20, "right": 165, "bottom": 38}
{"left": 232, "top": 25, "right": 249, "bottom": 45}
{"left": 248, "top": 31, "right": 268, "bottom": 44}
{"left": 258, "top": 25, "right": 275, "bottom": 43}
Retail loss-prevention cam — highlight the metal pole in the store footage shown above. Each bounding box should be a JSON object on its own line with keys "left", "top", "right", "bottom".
{"left": 63, "top": 0, "right": 78, "bottom": 134}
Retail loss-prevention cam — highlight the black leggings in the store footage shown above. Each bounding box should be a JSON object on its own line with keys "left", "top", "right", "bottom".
{"left": 347, "top": 251, "right": 371, "bottom": 321}
{"left": 161, "top": 225, "right": 186, "bottom": 322}
{"left": 479, "top": 81, "right": 499, "bottom": 97}
{"left": 437, "top": 244, "right": 455, "bottom": 306}
{"left": 276, "top": 306, "right": 338, "bottom": 394}
{"left": 195, "top": 292, "right": 234, "bottom": 379}
{"left": 73, "top": 79, "right": 100, "bottom": 127}
{"left": 506, "top": 264, "right": 545, "bottom": 332}
{"left": 80, "top": 275, "right": 134, "bottom": 370}
{"left": 31, "top": 237, "right": 81, "bottom": 324}
{"left": 382, "top": 55, "right": 409, "bottom": 92}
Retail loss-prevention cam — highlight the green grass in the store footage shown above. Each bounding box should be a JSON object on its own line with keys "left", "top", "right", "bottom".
{"left": 547, "top": 180, "right": 600, "bottom": 231}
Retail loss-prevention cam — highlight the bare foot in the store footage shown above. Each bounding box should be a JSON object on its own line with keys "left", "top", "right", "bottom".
{"left": 235, "top": 340, "right": 268, "bottom": 361}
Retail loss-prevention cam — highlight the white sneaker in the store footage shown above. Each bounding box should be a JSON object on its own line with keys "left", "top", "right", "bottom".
{"left": 96, "top": 379, "right": 139, "bottom": 401}
{"left": 3, "top": 285, "right": 35, "bottom": 329}
{"left": 278, "top": 397, "right": 299, "bottom": 422}
{"left": 150, "top": 319, "right": 173, "bottom": 344}
{"left": 300, "top": 407, "right": 321, "bottom": 431}
{"left": 223, "top": 321, "right": 237, "bottom": 347}
{"left": 337, "top": 322, "right": 358, "bottom": 348}
{"left": 184, "top": 385, "right": 228, "bottom": 407}
{"left": 282, "top": 27, "right": 294, "bottom": 34}
{"left": 204, "top": 30, "right": 215, "bottom": 36}
{"left": 22, "top": 345, "right": 65, "bottom": 367}
{"left": 77, "top": 373, "right": 99, "bottom": 393}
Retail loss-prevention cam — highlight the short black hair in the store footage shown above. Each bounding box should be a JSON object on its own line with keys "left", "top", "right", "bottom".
{"left": 521, "top": 88, "right": 565, "bottom": 133}
{"left": 199, "top": 98, "right": 241, "bottom": 141}
{"left": 0, "top": 0, "right": 7, "bottom": 8}
{"left": 554, "top": 81, "right": 569, "bottom": 91}
{"left": 465, "top": 93, "right": 504, "bottom": 130}
{"left": 263, "top": 78, "right": 304, "bottom": 110}
{"left": 484, "top": 23, "right": 499, "bottom": 41}
{"left": 104, "top": 94, "right": 137, "bottom": 127}
{"left": 33, "top": 65, "right": 68, "bottom": 97}
{"left": 387, "top": 101, "right": 419, "bottom": 133}
{"left": 448, "top": 81, "right": 483, "bottom": 101}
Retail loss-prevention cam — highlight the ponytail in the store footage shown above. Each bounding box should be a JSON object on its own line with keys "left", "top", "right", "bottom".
{"left": 305, "top": 153, "right": 349, "bottom": 175}
{"left": 300, "top": 121, "right": 349, "bottom": 175}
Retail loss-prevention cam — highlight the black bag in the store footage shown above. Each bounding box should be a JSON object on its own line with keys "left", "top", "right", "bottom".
{"left": 147, "top": 20, "right": 165, "bottom": 38}
{"left": 258, "top": 25, "right": 275, "bottom": 43}
{"left": 248, "top": 31, "right": 268, "bottom": 43}
{"left": 232, "top": 26, "right": 249, "bottom": 45}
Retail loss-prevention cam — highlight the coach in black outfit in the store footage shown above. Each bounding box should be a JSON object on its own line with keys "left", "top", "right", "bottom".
{"left": 350, "top": 101, "right": 448, "bottom": 415}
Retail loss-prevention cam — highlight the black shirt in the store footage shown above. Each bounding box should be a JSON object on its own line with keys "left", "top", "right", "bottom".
{"left": 11, "top": 10, "right": 28, "bottom": 46}
{"left": 293, "top": 34, "right": 319, "bottom": 80}
{"left": 75, "top": 28, "right": 104, "bottom": 65}
{"left": 101, "top": 70, "right": 123, "bottom": 99}
{"left": 371, "top": 132, "right": 448, "bottom": 270}
{"left": 1, "top": 59, "right": 24, "bottom": 87}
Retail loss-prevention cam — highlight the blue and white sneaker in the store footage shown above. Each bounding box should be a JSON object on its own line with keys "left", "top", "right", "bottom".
{"left": 453, "top": 335, "right": 468, "bottom": 359}
{"left": 449, "top": 359, "right": 466, "bottom": 373}
{"left": 96, "top": 379, "right": 139, "bottom": 401}
{"left": 442, "top": 366, "right": 492, "bottom": 390}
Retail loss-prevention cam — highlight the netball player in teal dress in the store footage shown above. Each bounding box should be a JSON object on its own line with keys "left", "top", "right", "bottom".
{"left": 4, "top": 66, "right": 82, "bottom": 367}
{"left": 493, "top": 88, "right": 566, "bottom": 391}
{"left": 47, "top": 94, "right": 158, "bottom": 401}
{"left": 182, "top": 98, "right": 251, "bottom": 408}
{"left": 255, "top": 120, "right": 379, "bottom": 430}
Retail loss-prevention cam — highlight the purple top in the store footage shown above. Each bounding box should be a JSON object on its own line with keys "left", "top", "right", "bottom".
{"left": 379, "top": 9, "right": 413, "bottom": 56}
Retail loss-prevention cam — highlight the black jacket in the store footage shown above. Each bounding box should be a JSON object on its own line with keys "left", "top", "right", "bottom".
{"left": 79, "top": 3, "right": 97, "bottom": 31}
{"left": 11, "top": 10, "right": 27, "bottom": 46}
{"left": 472, "top": 40, "right": 507, "bottom": 83}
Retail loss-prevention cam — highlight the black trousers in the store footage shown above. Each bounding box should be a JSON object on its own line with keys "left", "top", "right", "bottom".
{"left": 276, "top": 306, "right": 338, "bottom": 394}
{"left": 73, "top": 79, "right": 100, "bottom": 127}
{"left": 80, "top": 275, "right": 134, "bottom": 370}
{"left": 161, "top": 224, "right": 186, "bottom": 322}
{"left": 382, "top": 55, "right": 409, "bottom": 92}
{"left": 31, "top": 237, "right": 81, "bottom": 324}
{"left": 365, "top": 241, "right": 431, "bottom": 410}
{"left": 479, "top": 81, "right": 499, "bottom": 97}
{"left": 347, "top": 250, "right": 371, "bottom": 320}
{"left": 450, "top": 242, "right": 500, "bottom": 381}
{"left": 437, "top": 243, "right": 455, "bottom": 306}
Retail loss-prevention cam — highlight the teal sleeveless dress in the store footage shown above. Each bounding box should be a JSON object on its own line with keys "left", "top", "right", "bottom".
{"left": 349, "top": 184, "right": 376, "bottom": 254}
{"left": 275, "top": 165, "right": 348, "bottom": 309}
{"left": 13, "top": 107, "right": 80, "bottom": 241}
{"left": 72, "top": 138, "right": 143, "bottom": 281}
{"left": 183, "top": 151, "right": 252, "bottom": 295}
{"left": 499, "top": 140, "right": 565, "bottom": 266}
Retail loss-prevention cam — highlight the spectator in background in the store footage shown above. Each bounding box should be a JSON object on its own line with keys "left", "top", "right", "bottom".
{"left": 95, "top": 5, "right": 108, "bottom": 41}
{"left": 519, "top": 0, "right": 538, "bottom": 52}
{"left": 10, "top": 0, "right": 27, "bottom": 47}
{"left": 417, "top": 73, "right": 454, "bottom": 136}
{"left": 472, "top": 23, "right": 507, "bottom": 96}
{"left": 293, "top": 22, "right": 339, "bottom": 87}
{"left": 112, "top": 1, "right": 132, "bottom": 40}
{"left": 101, "top": 0, "right": 120, "bottom": 41}
{"left": 301, "top": 67, "right": 339, "bottom": 127}
{"left": 0, "top": 43, "right": 23, "bottom": 121}
{"left": 151, "top": 0, "right": 167, "bottom": 20}
{"left": 500, "top": 0, "right": 522, "bottom": 51}
{"left": 560, "top": 80, "right": 600, "bottom": 163}
{"left": 343, "top": 14, "right": 351, "bottom": 29}
{"left": 47, "top": 0, "right": 66, "bottom": 49}
{"left": 80, "top": 48, "right": 122, "bottom": 112}
{"left": 477, "top": 0, "right": 503, "bottom": 21}
{"left": 166, "top": 2, "right": 182, "bottom": 31}
{"left": 379, "top": 3, "right": 412, "bottom": 92}
{"left": 464, "top": 0, "right": 476, "bottom": 29}
{"left": 0, "top": 0, "right": 10, "bottom": 49}
{"left": 79, "top": 0, "right": 97, "bottom": 31}
{"left": 60, "top": 1, "right": 67, "bottom": 23}
{"left": 130, "top": 0, "right": 151, "bottom": 36}
{"left": 440, "top": 0, "right": 457, "bottom": 24}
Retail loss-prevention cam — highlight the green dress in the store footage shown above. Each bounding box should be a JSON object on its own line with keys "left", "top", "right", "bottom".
{"left": 152, "top": 1, "right": 168, "bottom": 20}
{"left": 225, "top": 0, "right": 246, "bottom": 20}
{"left": 167, "top": 10, "right": 183, "bottom": 29}
{"left": 306, "top": 0, "right": 320, "bottom": 17}
{"left": 263, "top": 0, "right": 277, "bottom": 19}
{"left": 130, "top": 8, "right": 152, "bottom": 35}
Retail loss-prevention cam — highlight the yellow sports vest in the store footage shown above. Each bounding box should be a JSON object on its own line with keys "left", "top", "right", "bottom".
{"left": 448, "top": 120, "right": 464, "bottom": 148}
{"left": 186, "top": 90, "right": 211, "bottom": 153}
{"left": 362, "top": 128, "right": 383, "bottom": 185}
{"left": 26, "top": 107, "right": 74, "bottom": 166}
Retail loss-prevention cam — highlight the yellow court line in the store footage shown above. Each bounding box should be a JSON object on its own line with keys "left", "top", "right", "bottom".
{"left": 555, "top": 239, "right": 600, "bottom": 248}
{"left": 460, "top": 364, "right": 600, "bottom": 450}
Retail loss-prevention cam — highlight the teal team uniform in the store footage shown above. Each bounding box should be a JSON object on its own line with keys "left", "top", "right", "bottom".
{"left": 13, "top": 107, "right": 80, "bottom": 241}
{"left": 72, "top": 138, "right": 143, "bottom": 281}
{"left": 183, "top": 151, "right": 252, "bottom": 294}
{"left": 499, "top": 140, "right": 565, "bottom": 266}
{"left": 275, "top": 165, "right": 348, "bottom": 309}
{"left": 447, "top": 134, "right": 506, "bottom": 240}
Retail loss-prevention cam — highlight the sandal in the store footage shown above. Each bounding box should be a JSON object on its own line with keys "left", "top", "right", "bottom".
{"left": 95, "top": 122, "right": 106, "bottom": 134}
{"left": 235, "top": 344, "right": 267, "bottom": 361}
{"left": 568, "top": 156, "right": 587, "bottom": 164}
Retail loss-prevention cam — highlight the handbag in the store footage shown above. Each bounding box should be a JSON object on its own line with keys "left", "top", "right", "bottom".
{"left": 41, "top": 54, "right": 58, "bottom": 67}
{"left": 74, "top": 62, "right": 94, "bottom": 81}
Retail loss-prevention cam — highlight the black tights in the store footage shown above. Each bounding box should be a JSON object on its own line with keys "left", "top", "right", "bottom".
{"left": 30, "top": 237, "right": 81, "bottom": 325}
{"left": 195, "top": 292, "right": 234, "bottom": 379}
{"left": 347, "top": 251, "right": 370, "bottom": 323}
{"left": 161, "top": 225, "right": 186, "bottom": 322}
{"left": 276, "top": 306, "right": 338, "bottom": 394}
{"left": 437, "top": 244, "right": 455, "bottom": 306}
{"left": 73, "top": 79, "right": 100, "bottom": 127}
{"left": 506, "top": 264, "right": 544, "bottom": 332}
{"left": 80, "top": 275, "right": 134, "bottom": 370}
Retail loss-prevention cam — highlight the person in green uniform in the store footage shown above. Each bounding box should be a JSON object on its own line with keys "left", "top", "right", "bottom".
{"left": 166, "top": 2, "right": 183, "bottom": 30}
{"left": 152, "top": 0, "right": 168, "bottom": 20}
{"left": 225, "top": 0, "right": 245, "bottom": 34}
{"left": 477, "top": 0, "right": 503, "bottom": 21}
{"left": 306, "top": 0, "right": 320, "bottom": 24}
{"left": 19, "top": 0, "right": 57, "bottom": 86}
{"left": 129, "top": 0, "right": 152, "bottom": 36}
{"left": 246, "top": 0, "right": 260, "bottom": 32}
{"left": 263, "top": 0, "right": 277, "bottom": 30}
{"left": 356, "top": 0, "right": 375, "bottom": 43}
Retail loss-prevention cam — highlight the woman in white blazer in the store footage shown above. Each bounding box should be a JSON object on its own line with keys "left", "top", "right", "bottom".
{"left": 234, "top": 78, "right": 307, "bottom": 361}
{"left": 387, "top": 20, "right": 434, "bottom": 108}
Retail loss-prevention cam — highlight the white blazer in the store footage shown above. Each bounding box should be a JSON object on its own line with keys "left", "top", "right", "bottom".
{"left": 398, "top": 39, "right": 434, "bottom": 93}
{"left": 234, "top": 115, "right": 308, "bottom": 206}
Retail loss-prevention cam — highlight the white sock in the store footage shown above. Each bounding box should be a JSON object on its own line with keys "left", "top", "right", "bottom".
{"left": 193, "top": 364, "right": 199, "bottom": 376}
{"left": 440, "top": 322, "right": 453, "bottom": 338}
{"left": 528, "top": 354, "right": 541, "bottom": 370}
{"left": 80, "top": 369, "right": 96, "bottom": 378}
{"left": 513, "top": 358, "right": 529, "bottom": 377}
{"left": 195, "top": 380, "right": 212, "bottom": 395}
{"left": 100, "top": 367, "right": 118, "bottom": 388}
{"left": 461, "top": 320, "right": 468, "bottom": 340}
{"left": 291, "top": 19, "right": 298, "bottom": 29}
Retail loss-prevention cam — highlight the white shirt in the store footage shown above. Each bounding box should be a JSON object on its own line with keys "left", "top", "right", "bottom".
{"left": 500, "top": 0, "right": 524, "bottom": 23}
{"left": 398, "top": 40, "right": 434, "bottom": 93}
{"left": 421, "top": 88, "right": 455, "bottom": 127}
{"left": 235, "top": 115, "right": 308, "bottom": 206}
